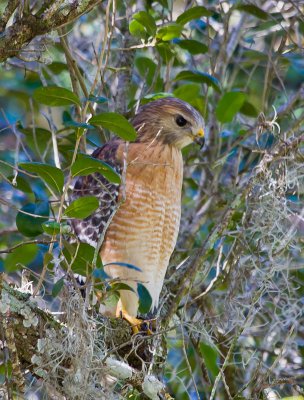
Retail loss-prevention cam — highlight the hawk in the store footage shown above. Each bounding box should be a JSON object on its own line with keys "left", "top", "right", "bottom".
{"left": 71, "top": 97, "right": 205, "bottom": 330}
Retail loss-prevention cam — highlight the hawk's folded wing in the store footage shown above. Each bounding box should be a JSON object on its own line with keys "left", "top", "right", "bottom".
{"left": 70, "top": 140, "right": 122, "bottom": 248}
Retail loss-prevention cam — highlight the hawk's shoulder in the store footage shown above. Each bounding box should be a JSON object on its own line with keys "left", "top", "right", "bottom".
{"left": 70, "top": 140, "right": 122, "bottom": 248}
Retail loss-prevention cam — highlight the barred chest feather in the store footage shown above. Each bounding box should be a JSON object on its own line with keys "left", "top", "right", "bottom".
{"left": 101, "top": 143, "right": 183, "bottom": 316}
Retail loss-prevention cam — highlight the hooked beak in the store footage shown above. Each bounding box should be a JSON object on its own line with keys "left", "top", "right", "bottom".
{"left": 193, "top": 127, "right": 205, "bottom": 149}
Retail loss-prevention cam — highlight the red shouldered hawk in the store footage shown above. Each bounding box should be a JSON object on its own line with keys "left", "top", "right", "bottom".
{"left": 71, "top": 97, "right": 205, "bottom": 330}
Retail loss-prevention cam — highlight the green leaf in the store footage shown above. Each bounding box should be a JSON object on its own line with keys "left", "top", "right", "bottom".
{"left": 52, "top": 277, "right": 65, "bottom": 298}
{"left": 174, "top": 70, "right": 221, "bottom": 92}
{"left": 176, "top": 6, "right": 212, "bottom": 25}
{"left": 71, "top": 153, "right": 121, "bottom": 184}
{"left": 157, "top": 23, "right": 183, "bottom": 41}
{"left": 216, "top": 91, "right": 246, "bottom": 123}
{"left": 111, "top": 283, "right": 135, "bottom": 292}
{"left": 4, "top": 244, "right": 38, "bottom": 273}
{"left": 200, "top": 343, "right": 219, "bottom": 377}
{"left": 240, "top": 101, "right": 258, "bottom": 117}
{"left": 63, "top": 111, "right": 93, "bottom": 129}
{"left": 173, "top": 84, "right": 201, "bottom": 103}
{"left": 17, "top": 126, "right": 52, "bottom": 156}
{"left": 16, "top": 202, "right": 49, "bottom": 237}
{"left": 132, "top": 11, "right": 156, "bottom": 37}
{"left": 236, "top": 5, "right": 268, "bottom": 20}
{"left": 156, "top": 43, "right": 175, "bottom": 62}
{"left": 137, "top": 283, "right": 152, "bottom": 314}
{"left": 175, "top": 39, "right": 208, "bottom": 55}
{"left": 8, "top": 175, "right": 32, "bottom": 193}
{"left": 64, "top": 196, "right": 99, "bottom": 219}
{"left": 88, "top": 95, "right": 108, "bottom": 104}
{"left": 63, "top": 241, "right": 101, "bottom": 275}
{"left": 42, "top": 221, "right": 61, "bottom": 235}
{"left": 129, "top": 19, "right": 147, "bottom": 39}
{"left": 19, "top": 162, "right": 64, "bottom": 194}
{"left": 89, "top": 112, "right": 137, "bottom": 141}
{"left": 34, "top": 86, "right": 81, "bottom": 107}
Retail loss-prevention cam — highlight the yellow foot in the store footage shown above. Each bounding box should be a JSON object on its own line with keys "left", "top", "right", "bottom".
{"left": 117, "top": 309, "right": 154, "bottom": 335}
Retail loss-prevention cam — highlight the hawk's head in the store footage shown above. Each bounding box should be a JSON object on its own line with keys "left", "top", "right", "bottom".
{"left": 132, "top": 97, "right": 205, "bottom": 149}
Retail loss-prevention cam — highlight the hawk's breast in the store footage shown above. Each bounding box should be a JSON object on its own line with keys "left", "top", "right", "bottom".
{"left": 101, "top": 143, "right": 183, "bottom": 315}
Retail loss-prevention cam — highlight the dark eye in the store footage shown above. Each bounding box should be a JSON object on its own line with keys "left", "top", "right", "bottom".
{"left": 175, "top": 115, "right": 187, "bottom": 127}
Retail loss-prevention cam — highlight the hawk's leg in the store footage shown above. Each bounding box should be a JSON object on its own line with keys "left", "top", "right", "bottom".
{"left": 116, "top": 305, "right": 153, "bottom": 335}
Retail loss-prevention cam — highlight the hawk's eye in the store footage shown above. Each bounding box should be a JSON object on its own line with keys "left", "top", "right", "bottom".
{"left": 175, "top": 115, "right": 187, "bottom": 127}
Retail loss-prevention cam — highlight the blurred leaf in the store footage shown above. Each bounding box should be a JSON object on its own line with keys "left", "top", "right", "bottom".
{"left": 87, "top": 95, "right": 108, "bottom": 103}
{"left": 137, "top": 283, "right": 152, "bottom": 314}
{"left": 156, "top": 42, "right": 175, "bottom": 62}
{"left": 17, "top": 126, "right": 52, "bottom": 156}
{"left": 33, "top": 86, "right": 81, "bottom": 107}
{"left": 63, "top": 111, "right": 93, "bottom": 129}
{"left": 135, "top": 57, "right": 163, "bottom": 88}
{"left": 176, "top": 6, "right": 212, "bottom": 25}
{"left": 173, "top": 84, "right": 201, "bottom": 103}
{"left": 174, "top": 70, "right": 221, "bottom": 92}
{"left": 131, "top": 11, "right": 156, "bottom": 37}
{"left": 129, "top": 19, "right": 146, "bottom": 39}
{"left": 175, "top": 39, "right": 208, "bottom": 55}
{"left": 71, "top": 153, "right": 121, "bottom": 184}
{"left": 240, "top": 101, "right": 258, "bottom": 117}
{"left": 216, "top": 91, "right": 246, "bottom": 122}
{"left": 19, "top": 162, "right": 64, "bottom": 194}
{"left": 157, "top": 23, "right": 183, "bottom": 41}
{"left": 4, "top": 243, "right": 38, "bottom": 272}
{"left": 281, "top": 397, "right": 304, "bottom": 400}
{"left": 64, "top": 196, "right": 99, "bottom": 219}
{"left": 200, "top": 343, "right": 219, "bottom": 377}
{"left": 16, "top": 202, "right": 49, "bottom": 237}
{"left": 52, "top": 277, "right": 64, "bottom": 297}
{"left": 89, "top": 113, "right": 137, "bottom": 141}
{"left": 236, "top": 5, "right": 268, "bottom": 20}
{"left": 8, "top": 175, "right": 32, "bottom": 193}
{"left": 63, "top": 241, "right": 101, "bottom": 275}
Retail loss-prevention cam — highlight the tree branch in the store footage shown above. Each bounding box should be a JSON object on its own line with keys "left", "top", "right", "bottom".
{"left": 0, "top": 0, "right": 102, "bottom": 63}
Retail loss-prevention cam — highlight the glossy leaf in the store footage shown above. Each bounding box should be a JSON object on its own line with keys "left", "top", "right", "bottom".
{"left": 176, "top": 6, "right": 212, "bottom": 25}
{"left": 174, "top": 70, "right": 221, "bottom": 92}
{"left": 33, "top": 86, "right": 81, "bottom": 107}
{"left": 157, "top": 23, "right": 183, "bottom": 41}
{"left": 16, "top": 202, "right": 49, "bottom": 237}
{"left": 71, "top": 153, "right": 121, "bottom": 184}
{"left": 137, "top": 283, "right": 152, "bottom": 314}
{"left": 64, "top": 196, "right": 99, "bottom": 219}
{"left": 175, "top": 39, "right": 208, "bottom": 55}
{"left": 42, "top": 221, "right": 61, "bottom": 235}
{"left": 89, "top": 113, "right": 137, "bottom": 141}
{"left": 4, "top": 244, "right": 38, "bottom": 272}
{"left": 216, "top": 91, "right": 246, "bottom": 123}
{"left": 19, "top": 162, "right": 64, "bottom": 194}
{"left": 129, "top": 19, "right": 146, "bottom": 39}
{"left": 132, "top": 11, "right": 156, "bottom": 37}
{"left": 236, "top": 5, "right": 268, "bottom": 20}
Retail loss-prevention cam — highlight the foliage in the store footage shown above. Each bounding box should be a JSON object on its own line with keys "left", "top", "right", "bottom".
{"left": 0, "top": 0, "right": 303, "bottom": 399}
